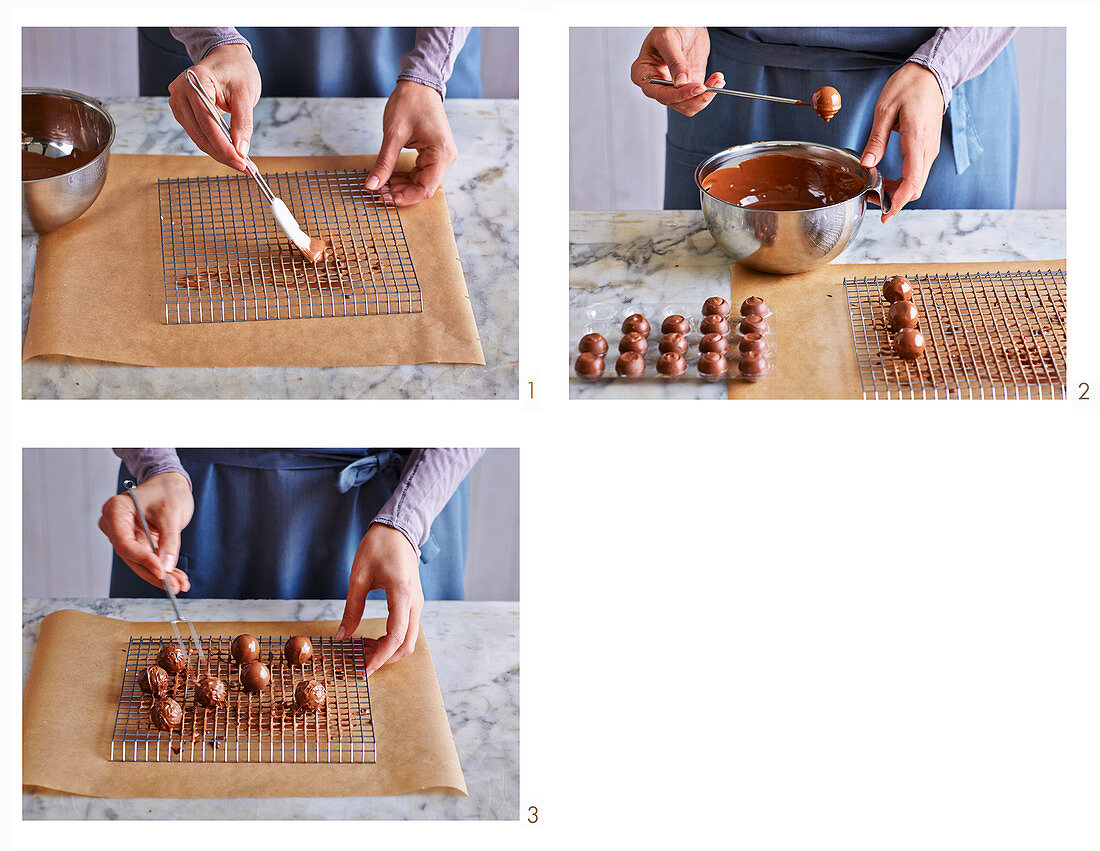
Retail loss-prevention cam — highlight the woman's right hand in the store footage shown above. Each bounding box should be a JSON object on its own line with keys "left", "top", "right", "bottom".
{"left": 630, "top": 27, "right": 722, "bottom": 117}
{"left": 98, "top": 473, "right": 195, "bottom": 593}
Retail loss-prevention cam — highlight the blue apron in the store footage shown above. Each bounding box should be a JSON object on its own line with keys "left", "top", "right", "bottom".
{"left": 664, "top": 28, "right": 1018, "bottom": 211}
{"left": 109, "top": 449, "right": 469, "bottom": 600}
{"left": 138, "top": 27, "right": 483, "bottom": 98}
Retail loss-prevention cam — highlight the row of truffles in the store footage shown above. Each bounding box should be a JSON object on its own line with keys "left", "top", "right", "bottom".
{"left": 882, "top": 276, "right": 926, "bottom": 360}
{"left": 575, "top": 296, "right": 772, "bottom": 381}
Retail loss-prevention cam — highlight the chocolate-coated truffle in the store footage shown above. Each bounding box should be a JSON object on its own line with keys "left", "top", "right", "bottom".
{"left": 150, "top": 697, "right": 184, "bottom": 731}
{"left": 812, "top": 86, "right": 842, "bottom": 122}
{"left": 240, "top": 661, "right": 271, "bottom": 693}
{"left": 231, "top": 634, "right": 260, "bottom": 664}
{"left": 294, "top": 679, "right": 328, "bottom": 712}
{"left": 892, "top": 329, "right": 926, "bottom": 360}
{"left": 738, "top": 332, "right": 769, "bottom": 356}
{"left": 738, "top": 314, "right": 769, "bottom": 336}
{"left": 621, "top": 314, "right": 650, "bottom": 338}
{"left": 738, "top": 352, "right": 769, "bottom": 378}
{"left": 882, "top": 275, "right": 913, "bottom": 303}
{"left": 578, "top": 333, "right": 608, "bottom": 356}
{"left": 702, "top": 296, "right": 731, "bottom": 318}
{"left": 699, "top": 332, "right": 730, "bottom": 355}
{"left": 887, "top": 300, "right": 920, "bottom": 332}
{"left": 194, "top": 676, "right": 228, "bottom": 707}
{"left": 660, "top": 314, "right": 690, "bottom": 336}
{"left": 618, "top": 331, "right": 649, "bottom": 355}
{"left": 574, "top": 352, "right": 605, "bottom": 380}
{"left": 698, "top": 351, "right": 729, "bottom": 379}
{"left": 284, "top": 636, "right": 313, "bottom": 666}
{"left": 615, "top": 351, "right": 646, "bottom": 379}
{"left": 156, "top": 643, "right": 189, "bottom": 676}
{"left": 656, "top": 351, "right": 687, "bottom": 379}
{"left": 700, "top": 314, "right": 730, "bottom": 337}
{"left": 658, "top": 332, "right": 688, "bottom": 356}
{"left": 138, "top": 664, "right": 170, "bottom": 696}
{"left": 739, "top": 296, "right": 770, "bottom": 317}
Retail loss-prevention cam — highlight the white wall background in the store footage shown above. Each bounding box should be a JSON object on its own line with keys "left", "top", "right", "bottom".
{"left": 21, "top": 26, "right": 519, "bottom": 98}
{"left": 569, "top": 27, "right": 1066, "bottom": 211}
{"left": 23, "top": 449, "right": 520, "bottom": 601}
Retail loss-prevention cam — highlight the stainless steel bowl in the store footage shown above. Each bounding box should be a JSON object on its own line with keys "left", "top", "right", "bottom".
{"left": 696, "top": 140, "right": 889, "bottom": 274}
{"left": 22, "top": 88, "right": 115, "bottom": 235}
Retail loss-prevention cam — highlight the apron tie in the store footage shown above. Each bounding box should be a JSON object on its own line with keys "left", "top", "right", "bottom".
{"left": 336, "top": 450, "right": 405, "bottom": 494}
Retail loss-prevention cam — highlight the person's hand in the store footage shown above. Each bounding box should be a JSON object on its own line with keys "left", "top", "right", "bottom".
{"left": 860, "top": 62, "right": 946, "bottom": 222}
{"left": 365, "top": 80, "right": 458, "bottom": 207}
{"left": 335, "top": 524, "right": 424, "bottom": 675}
{"left": 630, "top": 27, "right": 722, "bottom": 117}
{"left": 98, "top": 473, "right": 195, "bottom": 594}
{"left": 167, "top": 44, "right": 261, "bottom": 173}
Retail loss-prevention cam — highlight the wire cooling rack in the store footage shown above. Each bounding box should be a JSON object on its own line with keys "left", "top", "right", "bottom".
{"left": 158, "top": 169, "right": 422, "bottom": 324}
{"left": 845, "top": 269, "right": 1067, "bottom": 400}
{"left": 110, "top": 634, "right": 375, "bottom": 763}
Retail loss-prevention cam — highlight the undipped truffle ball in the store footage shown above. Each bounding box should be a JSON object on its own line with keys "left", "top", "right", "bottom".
{"left": 621, "top": 313, "right": 651, "bottom": 338}
{"left": 231, "top": 634, "right": 260, "bottom": 664}
{"left": 738, "top": 352, "right": 770, "bottom": 378}
{"left": 887, "top": 300, "right": 920, "bottom": 332}
{"left": 294, "top": 679, "right": 328, "bottom": 712}
{"left": 615, "top": 351, "right": 646, "bottom": 379}
{"left": 883, "top": 275, "right": 913, "bottom": 303}
{"left": 739, "top": 296, "right": 770, "bottom": 317}
{"left": 660, "top": 314, "right": 690, "bottom": 336}
{"left": 618, "top": 331, "right": 649, "bottom": 355}
{"left": 574, "top": 352, "right": 605, "bottom": 380}
{"left": 700, "top": 314, "right": 730, "bottom": 337}
{"left": 194, "top": 676, "right": 228, "bottom": 707}
{"left": 138, "top": 664, "right": 171, "bottom": 696}
{"left": 698, "top": 352, "right": 729, "bottom": 379}
{"left": 284, "top": 636, "right": 314, "bottom": 666}
{"left": 240, "top": 661, "right": 271, "bottom": 693}
{"left": 156, "top": 643, "right": 189, "bottom": 675}
{"left": 150, "top": 697, "right": 184, "bottom": 731}
{"left": 699, "top": 332, "right": 729, "bottom": 355}
{"left": 656, "top": 351, "right": 687, "bottom": 379}
{"left": 702, "top": 296, "right": 731, "bottom": 318}
{"left": 578, "top": 333, "right": 608, "bottom": 356}
{"left": 658, "top": 332, "right": 688, "bottom": 356}
{"left": 892, "top": 329, "right": 926, "bottom": 360}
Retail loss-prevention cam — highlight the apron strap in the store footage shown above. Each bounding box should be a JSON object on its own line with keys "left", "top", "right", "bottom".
{"left": 336, "top": 450, "right": 406, "bottom": 494}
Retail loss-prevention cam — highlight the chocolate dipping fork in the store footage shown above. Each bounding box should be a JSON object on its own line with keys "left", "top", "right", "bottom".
{"left": 123, "top": 479, "right": 205, "bottom": 664}
{"left": 184, "top": 68, "right": 323, "bottom": 262}
{"left": 642, "top": 77, "right": 840, "bottom": 120}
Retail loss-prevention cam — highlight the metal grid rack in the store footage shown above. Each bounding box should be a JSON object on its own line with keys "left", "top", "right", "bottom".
{"left": 110, "top": 634, "right": 376, "bottom": 763}
{"left": 158, "top": 168, "right": 422, "bottom": 324}
{"left": 845, "top": 269, "right": 1066, "bottom": 400}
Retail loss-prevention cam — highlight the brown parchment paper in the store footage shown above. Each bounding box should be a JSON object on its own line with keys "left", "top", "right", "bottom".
{"left": 23, "top": 153, "right": 485, "bottom": 367}
{"left": 23, "top": 610, "right": 467, "bottom": 798}
{"left": 727, "top": 259, "right": 1067, "bottom": 400}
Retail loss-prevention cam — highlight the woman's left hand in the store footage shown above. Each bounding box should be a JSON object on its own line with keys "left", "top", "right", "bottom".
{"left": 860, "top": 62, "right": 946, "bottom": 222}
{"left": 336, "top": 523, "right": 424, "bottom": 676}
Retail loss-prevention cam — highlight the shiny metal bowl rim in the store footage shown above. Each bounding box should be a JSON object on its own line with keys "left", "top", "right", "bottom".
{"left": 21, "top": 86, "right": 116, "bottom": 184}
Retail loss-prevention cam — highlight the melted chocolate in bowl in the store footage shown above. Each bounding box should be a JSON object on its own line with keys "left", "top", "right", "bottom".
{"left": 21, "top": 147, "right": 100, "bottom": 181}
{"left": 701, "top": 153, "right": 866, "bottom": 211}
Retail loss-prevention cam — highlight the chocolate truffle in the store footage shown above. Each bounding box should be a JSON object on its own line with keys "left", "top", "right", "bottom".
{"left": 615, "top": 351, "right": 646, "bottom": 379}
{"left": 294, "top": 679, "right": 328, "bottom": 712}
{"left": 574, "top": 352, "right": 605, "bottom": 381}
{"left": 284, "top": 636, "right": 314, "bottom": 666}
{"left": 621, "top": 313, "right": 650, "bottom": 338}
{"left": 812, "top": 86, "right": 842, "bottom": 122}
{"left": 892, "top": 329, "right": 926, "bottom": 360}
{"left": 882, "top": 275, "right": 913, "bottom": 303}
{"left": 660, "top": 314, "right": 690, "bottom": 336}
{"left": 887, "top": 300, "right": 920, "bottom": 332}
{"left": 194, "top": 676, "right": 228, "bottom": 708}
{"left": 231, "top": 634, "right": 260, "bottom": 664}
{"left": 702, "top": 296, "right": 731, "bottom": 318}
{"left": 138, "top": 664, "right": 170, "bottom": 696}
{"left": 656, "top": 351, "right": 687, "bottom": 379}
{"left": 240, "top": 661, "right": 271, "bottom": 693}
{"left": 738, "top": 314, "right": 769, "bottom": 336}
{"left": 618, "top": 331, "right": 649, "bottom": 355}
{"left": 738, "top": 351, "right": 770, "bottom": 378}
{"left": 698, "top": 351, "right": 729, "bottom": 379}
{"left": 738, "top": 332, "right": 769, "bottom": 357}
{"left": 150, "top": 697, "right": 184, "bottom": 731}
{"left": 658, "top": 332, "right": 688, "bottom": 356}
{"left": 700, "top": 314, "right": 730, "bottom": 337}
{"left": 578, "top": 333, "right": 608, "bottom": 356}
{"left": 156, "top": 643, "right": 189, "bottom": 676}
{"left": 699, "top": 332, "right": 730, "bottom": 355}
{"left": 739, "top": 296, "right": 770, "bottom": 318}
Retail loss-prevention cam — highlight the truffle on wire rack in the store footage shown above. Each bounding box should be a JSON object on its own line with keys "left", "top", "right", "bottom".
{"left": 887, "top": 300, "right": 919, "bottom": 332}
{"left": 284, "top": 636, "right": 314, "bottom": 666}
{"left": 156, "top": 643, "right": 189, "bottom": 675}
{"left": 231, "top": 633, "right": 260, "bottom": 664}
{"left": 138, "top": 664, "right": 171, "bottom": 696}
{"left": 892, "top": 329, "right": 926, "bottom": 360}
{"left": 150, "top": 697, "right": 184, "bottom": 731}
{"left": 240, "top": 661, "right": 271, "bottom": 693}
{"left": 194, "top": 676, "right": 228, "bottom": 707}
{"left": 882, "top": 275, "right": 913, "bottom": 303}
{"left": 294, "top": 679, "right": 328, "bottom": 712}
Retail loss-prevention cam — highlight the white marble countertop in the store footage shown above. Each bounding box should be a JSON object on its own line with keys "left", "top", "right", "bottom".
{"left": 569, "top": 209, "right": 1066, "bottom": 399}
{"left": 22, "top": 97, "right": 518, "bottom": 399}
{"left": 22, "top": 598, "right": 519, "bottom": 820}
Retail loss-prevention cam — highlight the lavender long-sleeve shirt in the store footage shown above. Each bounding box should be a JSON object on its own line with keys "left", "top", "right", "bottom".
{"left": 168, "top": 27, "right": 471, "bottom": 98}
{"left": 113, "top": 448, "right": 484, "bottom": 557}
{"left": 909, "top": 28, "right": 1017, "bottom": 108}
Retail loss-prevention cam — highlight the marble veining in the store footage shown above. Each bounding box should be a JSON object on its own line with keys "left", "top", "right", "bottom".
{"left": 22, "top": 598, "right": 519, "bottom": 820}
{"left": 22, "top": 97, "right": 518, "bottom": 399}
{"left": 570, "top": 209, "right": 1066, "bottom": 399}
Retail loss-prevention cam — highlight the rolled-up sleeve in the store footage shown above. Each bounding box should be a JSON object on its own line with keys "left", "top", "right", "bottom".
{"left": 113, "top": 449, "right": 192, "bottom": 489}
{"left": 169, "top": 27, "right": 252, "bottom": 64}
{"left": 398, "top": 27, "right": 472, "bottom": 99}
{"left": 908, "top": 27, "right": 1017, "bottom": 109}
